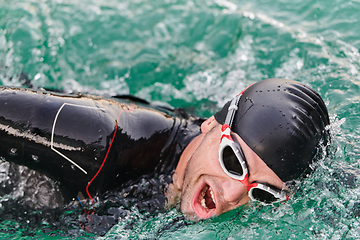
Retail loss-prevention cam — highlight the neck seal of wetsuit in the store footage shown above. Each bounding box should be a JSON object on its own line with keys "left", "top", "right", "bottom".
{"left": 214, "top": 78, "right": 330, "bottom": 182}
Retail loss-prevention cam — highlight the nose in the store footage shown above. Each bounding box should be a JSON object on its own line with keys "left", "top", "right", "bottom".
{"left": 221, "top": 178, "right": 249, "bottom": 205}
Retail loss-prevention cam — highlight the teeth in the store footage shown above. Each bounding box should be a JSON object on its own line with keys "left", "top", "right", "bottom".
{"left": 199, "top": 185, "right": 216, "bottom": 209}
{"left": 202, "top": 185, "right": 207, "bottom": 197}
{"left": 201, "top": 197, "right": 206, "bottom": 209}
{"left": 201, "top": 185, "right": 208, "bottom": 209}
{"left": 209, "top": 188, "right": 215, "bottom": 203}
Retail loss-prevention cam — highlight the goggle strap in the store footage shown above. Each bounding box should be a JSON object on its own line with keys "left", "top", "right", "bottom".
{"left": 224, "top": 94, "right": 241, "bottom": 127}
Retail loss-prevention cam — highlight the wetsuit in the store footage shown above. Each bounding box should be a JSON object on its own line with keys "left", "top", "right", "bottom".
{"left": 0, "top": 87, "right": 202, "bottom": 203}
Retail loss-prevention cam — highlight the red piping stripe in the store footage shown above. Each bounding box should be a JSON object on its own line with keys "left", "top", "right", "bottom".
{"left": 239, "top": 174, "right": 258, "bottom": 191}
{"left": 86, "top": 103, "right": 135, "bottom": 203}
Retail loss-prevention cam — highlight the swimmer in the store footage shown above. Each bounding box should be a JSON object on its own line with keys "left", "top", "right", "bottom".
{"left": 0, "top": 78, "right": 329, "bottom": 221}
{"left": 167, "top": 78, "right": 329, "bottom": 219}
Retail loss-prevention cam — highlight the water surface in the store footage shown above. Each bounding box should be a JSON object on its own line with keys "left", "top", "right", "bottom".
{"left": 1, "top": 0, "right": 360, "bottom": 239}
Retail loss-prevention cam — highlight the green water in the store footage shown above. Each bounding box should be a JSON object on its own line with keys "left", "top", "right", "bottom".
{"left": 1, "top": 0, "right": 360, "bottom": 238}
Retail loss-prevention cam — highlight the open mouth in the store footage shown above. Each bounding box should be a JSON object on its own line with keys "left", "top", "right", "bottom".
{"left": 201, "top": 184, "right": 216, "bottom": 209}
{"left": 192, "top": 182, "right": 217, "bottom": 219}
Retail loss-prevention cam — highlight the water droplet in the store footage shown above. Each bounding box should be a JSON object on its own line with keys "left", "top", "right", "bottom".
{"left": 281, "top": 158, "right": 285, "bottom": 162}
{"left": 94, "top": 157, "right": 97, "bottom": 161}
{"left": 71, "top": 165, "right": 76, "bottom": 170}
{"left": 9, "top": 148, "right": 17, "bottom": 156}
{"left": 32, "top": 155, "right": 39, "bottom": 162}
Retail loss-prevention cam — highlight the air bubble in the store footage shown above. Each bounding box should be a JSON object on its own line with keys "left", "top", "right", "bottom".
{"left": 9, "top": 148, "right": 17, "bottom": 156}
{"left": 71, "top": 165, "right": 76, "bottom": 170}
{"left": 32, "top": 155, "right": 39, "bottom": 162}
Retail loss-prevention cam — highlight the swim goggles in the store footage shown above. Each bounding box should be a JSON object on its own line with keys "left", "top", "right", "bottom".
{"left": 218, "top": 94, "right": 288, "bottom": 204}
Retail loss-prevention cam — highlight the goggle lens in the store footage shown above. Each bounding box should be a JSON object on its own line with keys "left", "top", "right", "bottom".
{"left": 223, "top": 146, "right": 244, "bottom": 177}
{"left": 251, "top": 188, "right": 279, "bottom": 204}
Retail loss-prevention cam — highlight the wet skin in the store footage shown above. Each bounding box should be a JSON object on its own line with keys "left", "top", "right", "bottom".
{"left": 171, "top": 116, "right": 285, "bottom": 219}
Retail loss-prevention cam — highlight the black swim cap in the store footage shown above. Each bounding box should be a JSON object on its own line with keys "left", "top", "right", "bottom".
{"left": 214, "top": 78, "right": 330, "bottom": 182}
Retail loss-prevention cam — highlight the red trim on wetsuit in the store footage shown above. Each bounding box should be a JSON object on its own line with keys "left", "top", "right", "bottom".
{"left": 86, "top": 102, "right": 135, "bottom": 203}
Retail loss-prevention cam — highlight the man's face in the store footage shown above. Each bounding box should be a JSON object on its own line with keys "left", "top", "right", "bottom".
{"left": 178, "top": 118, "right": 285, "bottom": 220}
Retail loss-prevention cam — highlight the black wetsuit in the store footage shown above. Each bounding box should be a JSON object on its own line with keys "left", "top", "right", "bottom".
{"left": 0, "top": 87, "right": 202, "bottom": 203}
